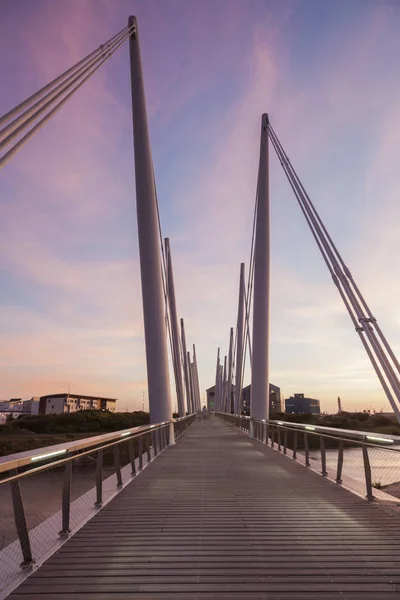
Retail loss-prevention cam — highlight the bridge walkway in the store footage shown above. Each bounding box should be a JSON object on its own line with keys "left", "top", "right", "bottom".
{"left": 9, "top": 417, "right": 400, "bottom": 599}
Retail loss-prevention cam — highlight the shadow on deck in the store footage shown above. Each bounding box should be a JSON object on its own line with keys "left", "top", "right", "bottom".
{"left": 8, "top": 416, "right": 400, "bottom": 599}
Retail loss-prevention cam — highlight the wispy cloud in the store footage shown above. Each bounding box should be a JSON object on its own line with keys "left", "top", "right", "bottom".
{"left": 0, "top": 1, "right": 400, "bottom": 413}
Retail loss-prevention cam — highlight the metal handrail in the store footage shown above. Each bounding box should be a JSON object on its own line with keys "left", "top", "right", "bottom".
{"left": 0, "top": 424, "right": 161, "bottom": 486}
{"left": 0, "top": 413, "right": 196, "bottom": 580}
{"left": 0, "top": 414, "right": 197, "bottom": 476}
{"left": 0, "top": 421, "right": 169, "bottom": 474}
{"left": 217, "top": 412, "right": 400, "bottom": 503}
{"left": 216, "top": 412, "right": 400, "bottom": 445}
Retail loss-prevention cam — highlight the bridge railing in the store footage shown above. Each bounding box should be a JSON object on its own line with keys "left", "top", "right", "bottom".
{"left": 217, "top": 412, "right": 400, "bottom": 504}
{"left": 0, "top": 413, "right": 196, "bottom": 598}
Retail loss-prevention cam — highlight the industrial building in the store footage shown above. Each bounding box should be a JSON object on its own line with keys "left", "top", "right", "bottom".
{"left": 206, "top": 385, "right": 235, "bottom": 412}
{"left": 242, "top": 383, "right": 283, "bottom": 415}
{"left": 39, "top": 393, "right": 117, "bottom": 415}
{"left": 206, "top": 383, "right": 283, "bottom": 415}
{"left": 285, "top": 393, "right": 320, "bottom": 414}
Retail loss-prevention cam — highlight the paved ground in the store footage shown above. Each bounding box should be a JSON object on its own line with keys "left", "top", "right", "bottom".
{"left": 8, "top": 417, "right": 400, "bottom": 599}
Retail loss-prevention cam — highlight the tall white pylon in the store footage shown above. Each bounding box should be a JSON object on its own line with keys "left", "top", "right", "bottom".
{"left": 128, "top": 16, "right": 171, "bottom": 424}
{"left": 227, "top": 328, "right": 234, "bottom": 414}
{"left": 235, "top": 263, "right": 245, "bottom": 415}
{"left": 250, "top": 113, "right": 270, "bottom": 422}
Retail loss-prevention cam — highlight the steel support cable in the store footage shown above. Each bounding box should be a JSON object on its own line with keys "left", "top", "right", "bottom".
{"left": 269, "top": 125, "right": 400, "bottom": 374}
{"left": 0, "top": 27, "right": 132, "bottom": 145}
{"left": 152, "top": 164, "right": 183, "bottom": 415}
{"left": 268, "top": 130, "right": 399, "bottom": 416}
{"left": 164, "top": 243, "right": 182, "bottom": 414}
{"left": 0, "top": 30, "right": 131, "bottom": 170}
{"left": 238, "top": 186, "right": 258, "bottom": 411}
{"left": 0, "top": 25, "right": 131, "bottom": 129}
{"left": 268, "top": 126, "right": 400, "bottom": 419}
{"left": 268, "top": 125, "right": 400, "bottom": 403}
{"left": 268, "top": 127, "right": 400, "bottom": 382}
{"left": 244, "top": 179, "right": 258, "bottom": 368}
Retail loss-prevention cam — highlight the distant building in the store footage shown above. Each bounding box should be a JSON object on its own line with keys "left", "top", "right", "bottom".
{"left": 206, "top": 385, "right": 235, "bottom": 412}
{"left": 39, "top": 393, "right": 117, "bottom": 415}
{"left": 242, "top": 383, "right": 283, "bottom": 416}
{"left": 22, "top": 398, "right": 40, "bottom": 414}
{"left": 285, "top": 393, "right": 320, "bottom": 415}
{"left": 0, "top": 397, "right": 39, "bottom": 415}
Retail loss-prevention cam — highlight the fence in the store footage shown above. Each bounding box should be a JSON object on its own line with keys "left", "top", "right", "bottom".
{"left": 218, "top": 413, "right": 400, "bottom": 504}
{"left": 0, "top": 414, "right": 195, "bottom": 598}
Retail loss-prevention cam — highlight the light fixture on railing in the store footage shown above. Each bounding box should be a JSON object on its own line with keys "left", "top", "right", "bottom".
{"left": 366, "top": 435, "right": 394, "bottom": 444}
{"left": 31, "top": 449, "right": 67, "bottom": 462}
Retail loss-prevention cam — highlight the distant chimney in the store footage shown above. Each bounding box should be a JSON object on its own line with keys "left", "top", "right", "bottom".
{"left": 337, "top": 396, "right": 342, "bottom": 413}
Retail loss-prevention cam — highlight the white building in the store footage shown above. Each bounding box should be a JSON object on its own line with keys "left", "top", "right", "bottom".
{"left": 0, "top": 397, "right": 40, "bottom": 419}
{"left": 39, "top": 393, "right": 117, "bottom": 414}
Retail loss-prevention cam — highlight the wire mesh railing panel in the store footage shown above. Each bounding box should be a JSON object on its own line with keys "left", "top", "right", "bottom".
{"left": 368, "top": 446, "right": 400, "bottom": 499}
{"left": 0, "top": 482, "right": 25, "bottom": 593}
{"left": 19, "top": 464, "right": 66, "bottom": 563}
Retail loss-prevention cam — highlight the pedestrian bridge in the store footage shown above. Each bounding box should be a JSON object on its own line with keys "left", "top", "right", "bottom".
{"left": 2, "top": 15, "right": 400, "bottom": 600}
{"left": 4, "top": 416, "right": 400, "bottom": 599}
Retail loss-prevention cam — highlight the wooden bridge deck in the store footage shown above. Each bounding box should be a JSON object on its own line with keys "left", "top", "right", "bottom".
{"left": 9, "top": 417, "right": 400, "bottom": 599}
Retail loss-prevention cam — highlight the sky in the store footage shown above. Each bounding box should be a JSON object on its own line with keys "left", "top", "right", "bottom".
{"left": 0, "top": 0, "right": 400, "bottom": 414}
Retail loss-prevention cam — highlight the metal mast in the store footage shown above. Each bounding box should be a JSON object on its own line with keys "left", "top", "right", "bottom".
{"left": 128, "top": 16, "right": 171, "bottom": 424}
{"left": 215, "top": 348, "right": 220, "bottom": 411}
{"left": 235, "top": 263, "right": 245, "bottom": 415}
{"left": 250, "top": 114, "right": 270, "bottom": 422}
{"left": 226, "top": 328, "right": 234, "bottom": 414}
{"left": 181, "top": 319, "right": 191, "bottom": 414}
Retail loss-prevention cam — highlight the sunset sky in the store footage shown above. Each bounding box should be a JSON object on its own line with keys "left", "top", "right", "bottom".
{"left": 0, "top": 0, "right": 400, "bottom": 414}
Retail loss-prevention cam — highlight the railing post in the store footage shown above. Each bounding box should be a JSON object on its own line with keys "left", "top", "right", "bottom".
{"left": 138, "top": 437, "right": 143, "bottom": 470}
{"left": 146, "top": 434, "right": 151, "bottom": 462}
{"left": 320, "top": 436, "right": 327, "bottom": 476}
{"left": 249, "top": 418, "right": 254, "bottom": 438}
{"left": 293, "top": 430, "right": 298, "bottom": 460}
{"left": 152, "top": 430, "right": 158, "bottom": 456}
{"left": 95, "top": 449, "right": 103, "bottom": 507}
{"left": 304, "top": 432, "right": 310, "bottom": 466}
{"left": 114, "top": 444, "right": 123, "bottom": 488}
{"left": 11, "top": 478, "right": 34, "bottom": 567}
{"left": 277, "top": 427, "right": 282, "bottom": 452}
{"left": 336, "top": 440, "right": 344, "bottom": 483}
{"left": 271, "top": 426, "right": 275, "bottom": 448}
{"left": 59, "top": 461, "right": 72, "bottom": 537}
{"left": 283, "top": 429, "right": 288, "bottom": 454}
{"left": 129, "top": 439, "right": 136, "bottom": 476}
{"left": 169, "top": 421, "right": 175, "bottom": 446}
{"left": 362, "top": 445, "right": 374, "bottom": 501}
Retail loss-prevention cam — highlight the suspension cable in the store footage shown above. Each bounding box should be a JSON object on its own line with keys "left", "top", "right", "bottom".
{"left": 268, "top": 121, "right": 400, "bottom": 421}
{"left": 0, "top": 25, "right": 131, "bottom": 129}
{"left": 0, "top": 26, "right": 133, "bottom": 169}
{"left": 0, "top": 28, "right": 131, "bottom": 146}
